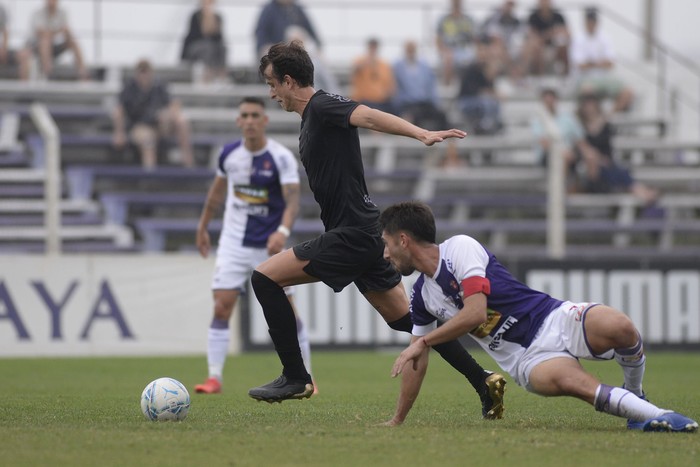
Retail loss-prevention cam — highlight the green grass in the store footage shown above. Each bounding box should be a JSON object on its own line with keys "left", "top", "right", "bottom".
{"left": 0, "top": 350, "right": 698, "bottom": 467}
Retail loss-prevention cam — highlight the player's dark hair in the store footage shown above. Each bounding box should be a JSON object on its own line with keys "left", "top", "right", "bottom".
{"left": 259, "top": 40, "right": 315, "bottom": 87}
{"left": 240, "top": 96, "right": 266, "bottom": 108}
{"left": 379, "top": 201, "right": 436, "bottom": 244}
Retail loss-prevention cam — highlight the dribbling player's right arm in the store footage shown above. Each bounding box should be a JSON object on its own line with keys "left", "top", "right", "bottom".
{"left": 196, "top": 176, "right": 227, "bottom": 258}
{"left": 348, "top": 105, "right": 467, "bottom": 146}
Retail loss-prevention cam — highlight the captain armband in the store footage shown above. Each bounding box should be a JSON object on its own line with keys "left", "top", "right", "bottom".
{"left": 460, "top": 276, "right": 491, "bottom": 298}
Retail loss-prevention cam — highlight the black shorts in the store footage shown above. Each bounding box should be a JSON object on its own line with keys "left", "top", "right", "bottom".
{"left": 292, "top": 224, "right": 401, "bottom": 294}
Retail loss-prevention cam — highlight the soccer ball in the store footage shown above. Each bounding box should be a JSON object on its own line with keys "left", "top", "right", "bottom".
{"left": 140, "top": 377, "right": 190, "bottom": 421}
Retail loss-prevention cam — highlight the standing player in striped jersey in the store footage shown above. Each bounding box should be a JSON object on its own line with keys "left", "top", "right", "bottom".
{"left": 194, "top": 96, "right": 315, "bottom": 394}
{"left": 380, "top": 201, "right": 697, "bottom": 432}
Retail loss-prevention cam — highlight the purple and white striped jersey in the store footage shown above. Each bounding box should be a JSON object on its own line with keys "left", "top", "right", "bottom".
{"left": 217, "top": 138, "right": 299, "bottom": 248}
{"left": 410, "top": 235, "right": 563, "bottom": 375}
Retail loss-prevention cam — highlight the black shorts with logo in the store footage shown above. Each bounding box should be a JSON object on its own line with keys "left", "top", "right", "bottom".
{"left": 292, "top": 223, "right": 401, "bottom": 294}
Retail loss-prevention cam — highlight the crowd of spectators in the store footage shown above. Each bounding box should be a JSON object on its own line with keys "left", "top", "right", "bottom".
{"left": 0, "top": 0, "right": 640, "bottom": 181}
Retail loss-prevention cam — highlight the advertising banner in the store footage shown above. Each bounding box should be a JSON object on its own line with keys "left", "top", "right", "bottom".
{"left": 0, "top": 255, "right": 216, "bottom": 356}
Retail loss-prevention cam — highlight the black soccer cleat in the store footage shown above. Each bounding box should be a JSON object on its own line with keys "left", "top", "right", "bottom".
{"left": 480, "top": 372, "right": 506, "bottom": 419}
{"left": 248, "top": 375, "right": 314, "bottom": 403}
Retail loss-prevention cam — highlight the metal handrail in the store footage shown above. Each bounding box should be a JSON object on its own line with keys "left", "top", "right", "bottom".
{"left": 29, "top": 103, "right": 61, "bottom": 255}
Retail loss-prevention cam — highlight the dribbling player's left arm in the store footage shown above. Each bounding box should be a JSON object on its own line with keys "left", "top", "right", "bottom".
{"left": 348, "top": 105, "right": 467, "bottom": 146}
{"left": 383, "top": 335, "right": 430, "bottom": 427}
{"left": 267, "top": 183, "right": 300, "bottom": 255}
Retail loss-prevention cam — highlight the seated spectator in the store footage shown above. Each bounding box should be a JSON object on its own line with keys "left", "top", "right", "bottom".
{"left": 112, "top": 60, "right": 194, "bottom": 170}
{"left": 393, "top": 41, "right": 446, "bottom": 128}
{"left": 436, "top": 0, "right": 477, "bottom": 85}
{"left": 255, "top": 0, "right": 321, "bottom": 57}
{"left": 531, "top": 88, "right": 586, "bottom": 192}
{"left": 480, "top": 0, "right": 525, "bottom": 79}
{"left": 180, "top": 0, "right": 227, "bottom": 84}
{"left": 22, "top": 0, "right": 89, "bottom": 80}
{"left": 570, "top": 8, "right": 633, "bottom": 112}
{"left": 350, "top": 38, "right": 396, "bottom": 114}
{"left": 576, "top": 93, "right": 658, "bottom": 205}
{"left": 0, "top": 4, "right": 30, "bottom": 79}
{"left": 522, "top": 0, "right": 570, "bottom": 76}
{"left": 393, "top": 40, "right": 459, "bottom": 166}
{"left": 456, "top": 36, "right": 502, "bottom": 135}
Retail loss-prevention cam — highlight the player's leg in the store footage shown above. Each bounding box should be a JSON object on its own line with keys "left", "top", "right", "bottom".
{"left": 195, "top": 245, "right": 255, "bottom": 393}
{"left": 286, "top": 293, "right": 317, "bottom": 393}
{"left": 129, "top": 124, "right": 157, "bottom": 169}
{"left": 248, "top": 249, "right": 319, "bottom": 402}
{"left": 527, "top": 357, "right": 671, "bottom": 424}
{"left": 525, "top": 304, "right": 697, "bottom": 432}
{"left": 582, "top": 305, "right": 646, "bottom": 397}
{"left": 359, "top": 267, "right": 505, "bottom": 419}
{"left": 580, "top": 304, "right": 699, "bottom": 432}
{"left": 194, "top": 288, "right": 238, "bottom": 394}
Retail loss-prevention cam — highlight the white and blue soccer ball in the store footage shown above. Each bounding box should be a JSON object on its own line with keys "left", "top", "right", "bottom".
{"left": 140, "top": 377, "right": 190, "bottom": 421}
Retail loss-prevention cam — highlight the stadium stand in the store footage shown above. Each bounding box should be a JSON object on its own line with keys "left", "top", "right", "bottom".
{"left": 0, "top": 3, "right": 698, "bottom": 259}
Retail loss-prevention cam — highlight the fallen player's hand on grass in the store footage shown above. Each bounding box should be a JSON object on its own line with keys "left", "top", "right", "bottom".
{"left": 378, "top": 418, "right": 404, "bottom": 427}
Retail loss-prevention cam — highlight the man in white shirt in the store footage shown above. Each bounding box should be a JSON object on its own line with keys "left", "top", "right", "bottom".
{"left": 570, "top": 7, "right": 633, "bottom": 112}
{"left": 24, "top": 0, "right": 88, "bottom": 79}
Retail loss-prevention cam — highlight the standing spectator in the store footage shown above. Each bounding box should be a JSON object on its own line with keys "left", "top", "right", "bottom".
{"left": 531, "top": 88, "right": 586, "bottom": 192}
{"left": 522, "top": 0, "right": 570, "bottom": 76}
{"left": 193, "top": 96, "right": 316, "bottom": 395}
{"left": 456, "top": 37, "right": 502, "bottom": 135}
{"left": 350, "top": 38, "right": 396, "bottom": 114}
{"left": 0, "top": 4, "right": 30, "bottom": 79}
{"left": 570, "top": 8, "right": 634, "bottom": 113}
{"left": 480, "top": 0, "right": 525, "bottom": 80}
{"left": 255, "top": 0, "right": 321, "bottom": 57}
{"left": 393, "top": 40, "right": 444, "bottom": 128}
{"left": 576, "top": 93, "right": 658, "bottom": 205}
{"left": 180, "top": 0, "right": 228, "bottom": 84}
{"left": 23, "top": 0, "right": 89, "bottom": 80}
{"left": 112, "top": 60, "right": 194, "bottom": 170}
{"left": 436, "top": 0, "right": 477, "bottom": 85}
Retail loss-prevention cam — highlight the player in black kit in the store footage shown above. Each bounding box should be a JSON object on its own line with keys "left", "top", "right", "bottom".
{"left": 248, "top": 40, "right": 505, "bottom": 423}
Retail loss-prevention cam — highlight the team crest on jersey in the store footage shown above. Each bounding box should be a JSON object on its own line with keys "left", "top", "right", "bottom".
{"left": 470, "top": 309, "right": 502, "bottom": 338}
{"left": 235, "top": 185, "right": 269, "bottom": 204}
{"left": 434, "top": 307, "right": 448, "bottom": 320}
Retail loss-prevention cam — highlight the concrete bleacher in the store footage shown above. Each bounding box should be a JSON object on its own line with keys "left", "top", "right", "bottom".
{"left": 2, "top": 61, "right": 699, "bottom": 257}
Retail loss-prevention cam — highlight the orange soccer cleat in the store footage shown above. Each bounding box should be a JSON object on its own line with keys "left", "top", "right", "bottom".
{"left": 194, "top": 377, "right": 222, "bottom": 394}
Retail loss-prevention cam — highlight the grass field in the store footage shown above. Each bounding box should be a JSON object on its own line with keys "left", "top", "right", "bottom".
{"left": 0, "top": 350, "right": 698, "bottom": 467}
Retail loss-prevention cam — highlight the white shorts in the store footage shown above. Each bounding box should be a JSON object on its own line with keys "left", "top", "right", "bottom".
{"left": 515, "top": 301, "right": 613, "bottom": 391}
{"left": 212, "top": 243, "right": 293, "bottom": 295}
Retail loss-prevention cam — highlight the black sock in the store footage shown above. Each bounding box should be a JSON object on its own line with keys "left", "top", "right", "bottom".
{"left": 387, "top": 314, "right": 487, "bottom": 394}
{"left": 250, "top": 271, "right": 309, "bottom": 382}
{"left": 432, "top": 340, "right": 487, "bottom": 395}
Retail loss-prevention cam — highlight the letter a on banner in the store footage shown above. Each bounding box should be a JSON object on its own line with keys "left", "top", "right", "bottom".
{"left": 80, "top": 280, "right": 134, "bottom": 339}
{"left": 32, "top": 280, "right": 78, "bottom": 340}
{"left": 0, "top": 281, "right": 31, "bottom": 339}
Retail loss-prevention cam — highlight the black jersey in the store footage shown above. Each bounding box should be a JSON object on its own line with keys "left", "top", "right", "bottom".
{"left": 299, "top": 90, "right": 380, "bottom": 230}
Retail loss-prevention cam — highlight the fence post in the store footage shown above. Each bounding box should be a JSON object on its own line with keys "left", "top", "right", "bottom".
{"left": 537, "top": 106, "right": 566, "bottom": 259}
{"left": 30, "top": 103, "right": 61, "bottom": 255}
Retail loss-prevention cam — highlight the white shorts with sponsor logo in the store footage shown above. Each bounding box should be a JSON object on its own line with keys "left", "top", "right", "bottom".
{"left": 515, "top": 301, "right": 613, "bottom": 391}
{"left": 212, "top": 243, "right": 293, "bottom": 295}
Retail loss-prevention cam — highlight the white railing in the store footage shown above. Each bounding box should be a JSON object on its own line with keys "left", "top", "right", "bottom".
{"left": 29, "top": 103, "right": 61, "bottom": 255}
{"left": 538, "top": 106, "right": 566, "bottom": 259}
